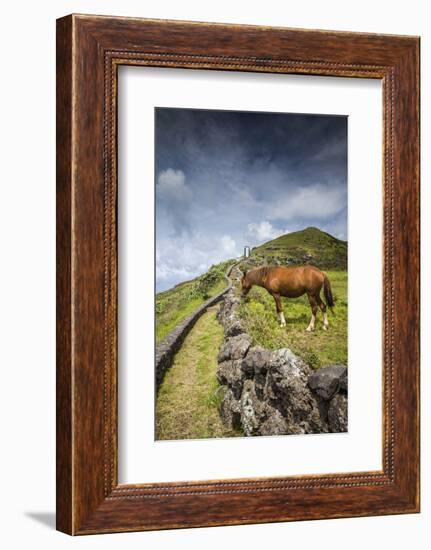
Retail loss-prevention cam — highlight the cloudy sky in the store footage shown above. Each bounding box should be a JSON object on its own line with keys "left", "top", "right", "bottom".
{"left": 155, "top": 108, "right": 347, "bottom": 292}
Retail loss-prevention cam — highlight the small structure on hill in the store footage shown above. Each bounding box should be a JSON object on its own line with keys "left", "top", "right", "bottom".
{"left": 244, "top": 246, "right": 250, "bottom": 258}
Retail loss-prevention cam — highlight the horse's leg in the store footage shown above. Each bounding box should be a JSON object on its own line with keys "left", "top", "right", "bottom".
{"left": 306, "top": 294, "right": 318, "bottom": 332}
{"left": 272, "top": 293, "right": 286, "bottom": 327}
{"left": 317, "top": 294, "right": 329, "bottom": 330}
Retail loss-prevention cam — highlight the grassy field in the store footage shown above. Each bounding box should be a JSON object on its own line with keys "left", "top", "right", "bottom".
{"left": 238, "top": 270, "right": 347, "bottom": 369}
{"left": 156, "top": 260, "right": 234, "bottom": 343}
{"left": 156, "top": 305, "right": 242, "bottom": 440}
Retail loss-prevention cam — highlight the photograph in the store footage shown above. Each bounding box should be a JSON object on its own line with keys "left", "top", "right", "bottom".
{"left": 0, "top": 0, "right": 424, "bottom": 544}
{"left": 155, "top": 107, "right": 348, "bottom": 440}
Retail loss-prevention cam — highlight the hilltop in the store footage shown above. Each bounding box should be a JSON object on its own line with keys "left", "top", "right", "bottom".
{"left": 249, "top": 227, "right": 347, "bottom": 270}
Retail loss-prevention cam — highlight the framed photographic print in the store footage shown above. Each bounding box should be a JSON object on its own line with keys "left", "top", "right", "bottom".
{"left": 56, "top": 14, "right": 420, "bottom": 535}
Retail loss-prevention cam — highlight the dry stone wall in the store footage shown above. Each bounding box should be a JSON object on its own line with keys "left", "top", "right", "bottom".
{"left": 216, "top": 267, "right": 348, "bottom": 436}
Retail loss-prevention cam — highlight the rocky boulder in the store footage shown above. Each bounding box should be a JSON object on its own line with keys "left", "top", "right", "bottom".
{"left": 220, "top": 388, "right": 241, "bottom": 430}
{"left": 240, "top": 379, "right": 268, "bottom": 436}
{"left": 217, "top": 333, "right": 252, "bottom": 362}
{"left": 217, "top": 290, "right": 241, "bottom": 332}
{"left": 217, "top": 359, "right": 244, "bottom": 399}
{"left": 225, "top": 320, "right": 244, "bottom": 337}
{"left": 265, "top": 349, "right": 328, "bottom": 434}
{"left": 241, "top": 346, "right": 272, "bottom": 376}
{"left": 308, "top": 364, "right": 347, "bottom": 400}
{"left": 259, "top": 408, "right": 289, "bottom": 436}
{"left": 241, "top": 346, "right": 272, "bottom": 399}
{"left": 328, "top": 393, "right": 348, "bottom": 432}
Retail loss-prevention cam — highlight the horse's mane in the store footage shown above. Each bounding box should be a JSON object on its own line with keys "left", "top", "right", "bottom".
{"left": 256, "top": 266, "right": 272, "bottom": 278}
{"left": 247, "top": 265, "right": 272, "bottom": 282}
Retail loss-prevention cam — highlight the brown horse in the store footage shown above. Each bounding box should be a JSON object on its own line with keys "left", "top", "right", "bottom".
{"left": 240, "top": 265, "right": 334, "bottom": 331}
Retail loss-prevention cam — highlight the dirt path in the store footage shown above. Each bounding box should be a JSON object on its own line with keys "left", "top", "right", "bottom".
{"left": 156, "top": 305, "right": 240, "bottom": 440}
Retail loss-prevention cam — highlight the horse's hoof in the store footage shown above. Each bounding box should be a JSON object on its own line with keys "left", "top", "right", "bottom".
{"left": 305, "top": 327, "right": 313, "bottom": 332}
{"left": 323, "top": 325, "right": 328, "bottom": 331}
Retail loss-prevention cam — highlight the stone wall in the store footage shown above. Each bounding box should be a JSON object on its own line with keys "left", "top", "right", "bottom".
{"left": 155, "top": 263, "right": 237, "bottom": 390}
{"left": 216, "top": 272, "right": 348, "bottom": 436}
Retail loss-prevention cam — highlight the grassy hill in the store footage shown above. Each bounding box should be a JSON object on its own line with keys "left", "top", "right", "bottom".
{"left": 250, "top": 226, "right": 347, "bottom": 270}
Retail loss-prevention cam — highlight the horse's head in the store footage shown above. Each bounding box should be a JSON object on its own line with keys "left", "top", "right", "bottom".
{"left": 240, "top": 273, "right": 251, "bottom": 298}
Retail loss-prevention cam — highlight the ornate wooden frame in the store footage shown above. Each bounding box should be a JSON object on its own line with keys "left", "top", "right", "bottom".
{"left": 56, "top": 14, "right": 420, "bottom": 535}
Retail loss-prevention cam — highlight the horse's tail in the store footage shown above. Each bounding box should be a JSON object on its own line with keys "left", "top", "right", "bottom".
{"left": 323, "top": 273, "right": 335, "bottom": 311}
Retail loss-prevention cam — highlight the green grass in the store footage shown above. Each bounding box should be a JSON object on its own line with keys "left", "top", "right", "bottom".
{"left": 156, "top": 260, "right": 235, "bottom": 343}
{"left": 156, "top": 305, "right": 242, "bottom": 440}
{"left": 238, "top": 271, "right": 348, "bottom": 369}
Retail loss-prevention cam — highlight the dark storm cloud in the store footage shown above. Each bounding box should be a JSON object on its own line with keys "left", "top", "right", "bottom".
{"left": 155, "top": 107, "right": 347, "bottom": 291}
